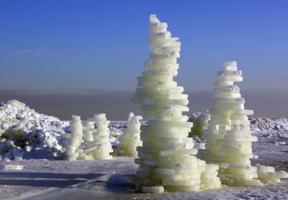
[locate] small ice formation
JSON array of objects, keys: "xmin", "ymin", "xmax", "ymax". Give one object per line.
[
  {"xmin": 199, "ymin": 61, "xmax": 288, "ymax": 185},
  {"xmin": 131, "ymin": 14, "xmax": 220, "ymax": 192},
  {"xmin": 257, "ymin": 165, "xmax": 288, "ymax": 183},
  {"xmin": 117, "ymin": 112, "xmax": 143, "ymax": 156},
  {"xmin": 64, "ymin": 114, "xmax": 113, "ymax": 160}
]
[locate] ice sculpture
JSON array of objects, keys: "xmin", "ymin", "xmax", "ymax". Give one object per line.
[
  {"xmin": 132, "ymin": 14, "xmax": 220, "ymax": 192},
  {"xmin": 64, "ymin": 114, "xmax": 113, "ymax": 160},
  {"xmin": 199, "ymin": 61, "xmax": 288, "ymax": 185},
  {"xmin": 117, "ymin": 112, "xmax": 143, "ymax": 156}
]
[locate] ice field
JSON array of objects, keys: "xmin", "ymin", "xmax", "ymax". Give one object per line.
[{"xmin": 0, "ymin": 100, "xmax": 288, "ymax": 199}]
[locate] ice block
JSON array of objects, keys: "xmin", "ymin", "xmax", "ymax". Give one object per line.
[{"xmin": 131, "ymin": 14, "xmax": 220, "ymax": 192}]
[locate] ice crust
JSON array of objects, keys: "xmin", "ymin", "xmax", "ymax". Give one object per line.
[{"xmin": 131, "ymin": 14, "xmax": 220, "ymax": 192}]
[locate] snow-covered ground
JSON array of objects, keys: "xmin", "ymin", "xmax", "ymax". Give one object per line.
[{"xmin": 0, "ymin": 100, "xmax": 288, "ymax": 199}]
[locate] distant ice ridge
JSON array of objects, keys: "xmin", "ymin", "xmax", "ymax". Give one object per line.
[
  {"xmin": 189, "ymin": 113, "xmax": 288, "ymax": 137},
  {"xmin": 250, "ymin": 117, "xmax": 288, "ymax": 135}
]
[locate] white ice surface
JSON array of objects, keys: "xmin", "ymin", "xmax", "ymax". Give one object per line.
[{"xmin": 0, "ymin": 101, "xmax": 288, "ymax": 199}]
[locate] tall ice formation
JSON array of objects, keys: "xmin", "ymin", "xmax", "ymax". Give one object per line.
[
  {"xmin": 132, "ymin": 14, "xmax": 220, "ymax": 192},
  {"xmin": 117, "ymin": 112, "xmax": 143, "ymax": 156},
  {"xmin": 199, "ymin": 61, "xmax": 288, "ymax": 185}
]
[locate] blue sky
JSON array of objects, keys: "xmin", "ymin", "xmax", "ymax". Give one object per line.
[{"xmin": 0, "ymin": 0, "xmax": 288, "ymax": 119}]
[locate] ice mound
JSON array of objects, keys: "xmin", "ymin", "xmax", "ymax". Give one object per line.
[
  {"xmin": 117, "ymin": 112, "xmax": 143, "ymax": 156},
  {"xmin": 0, "ymin": 100, "xmax": 69, "ymax": 160},
  {"xmin": 132, "ymin": 14, "xmax": 220, "ymax": 192}
]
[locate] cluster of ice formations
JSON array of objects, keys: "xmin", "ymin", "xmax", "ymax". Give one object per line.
[
  {"xmin": 0, "ymin": 99, "xmax": 69, "ymax": 160},
  {"xmin": 131, "ymin": 15, "xmax": 220, "ymax": 192},
  {"xmin": 199, "ymin": 61, "xmax": 288, "ymax": 185},
  {"xmin": 117, "ymin": 112, "xmax": 143, "ymax": 156},
  {"xmin": 64, "ymin": 114, "xmax": 113, "ymax": 160}
]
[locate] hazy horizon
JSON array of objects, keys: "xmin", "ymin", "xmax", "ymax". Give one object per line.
[
  {"xmin": 1, "ymin": 89, "xmax": 287, "ymax": 120},
  {"xmin": 0, "ymin": 1, "xmax": 287, "ymax": 120}
]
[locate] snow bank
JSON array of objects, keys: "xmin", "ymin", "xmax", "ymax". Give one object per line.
[{"xmin": 0, "ymin": 100, "xmax": 69, "ymax": 160}]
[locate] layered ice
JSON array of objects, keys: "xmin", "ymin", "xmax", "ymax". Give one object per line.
[
  {"xmin": 64, "ymin": 115, "xmax": 83, "ymax": 161},
  {"xmin": 132, "ymin": 14, "xmax": 220, "ymax": 192},
  {"xmin": 199, "ymin": 61, "xmax": 288, "ymax": 185}
]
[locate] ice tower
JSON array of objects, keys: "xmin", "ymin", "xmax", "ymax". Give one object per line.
[
  {"xmin": 199, "ymin": 61, "xmax": 264, "ymax": 186},
  {"xmin": 132, "ymin": 15, "xmax": 220, "ymax": 192}
]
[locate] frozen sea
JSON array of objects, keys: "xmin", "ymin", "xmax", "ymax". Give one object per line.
[{"xmin": 0, "ymin": 100, "xmax": 288, "ymax": 199}]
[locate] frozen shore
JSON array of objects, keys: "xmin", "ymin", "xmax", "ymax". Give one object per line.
[
  {"xmin": 0, "ymin": 100, "xmax": 288, "ymax": 199},
  {"xmin": 0, "ymin": 135, "xmax": 287, "ymax": 200}
]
